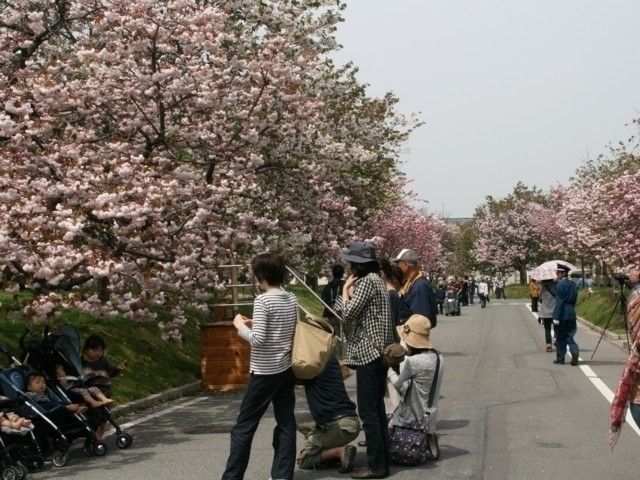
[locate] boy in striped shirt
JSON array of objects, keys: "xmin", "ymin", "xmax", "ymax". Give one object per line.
[{"xmin": 222, "ymin": 252, "xmax": 298, "ymax": 480}]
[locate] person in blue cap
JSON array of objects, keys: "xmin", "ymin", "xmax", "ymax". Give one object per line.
[{"xmin": 553, "ymin": 263, "xmax": 580, "ymax": 365}]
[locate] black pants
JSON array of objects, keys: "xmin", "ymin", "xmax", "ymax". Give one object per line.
[
  {"xmin": 531, "ymin": 296, "xmax": 539, "ymax": 312},
  {"xmin": 356, "ymin": 357, "xmax": 390, "ymax": 473},
  {"xmin": 222, "ymin": 369, "xmax": 296, "ymax": 480},
  {"xmin": 541, "ymin": 318, "xmax": 555, "ymax": 345},
  {"xmin": 479, "ymin": 294, "xmax": 487, "ymax": 308},
  {"xmin": 437, "ymin": 301, "xmax": 444, "ymax": 314}
]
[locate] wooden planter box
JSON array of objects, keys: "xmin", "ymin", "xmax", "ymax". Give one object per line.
[{"xmin": 200, "ymin": 321, "xmax": 250, "ymax": 391}]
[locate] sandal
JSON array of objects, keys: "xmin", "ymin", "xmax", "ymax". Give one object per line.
[{"xmin": 339, "ymin": 445, "xmax": 357, "ymax": 473}]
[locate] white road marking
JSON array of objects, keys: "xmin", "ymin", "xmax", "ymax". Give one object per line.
[
  {"xmin": 105, "ymin": 396, "xmax": 209, "ymax": 437},
  {"xmin": 524, "ymin": 304, "xmax": 640, "ymax": 437}
]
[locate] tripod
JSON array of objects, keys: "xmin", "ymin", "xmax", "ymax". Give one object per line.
[{"xmin": 591, "ymin": 279, "xmax": 631, "ymax": 359}]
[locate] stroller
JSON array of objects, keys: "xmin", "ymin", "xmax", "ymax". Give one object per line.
[
  {"xmin": 0, "ymin": 363, "xmax": 71, "ymax": 474},
  {"xmin": 0, "ymin": 393, "xmax": 36, "ymax": 480},
  {"xmin": 19, "ymin": 326, "xmax": 132, "ymax": 457},
  {"xmin": 444, "ymin": 294, "xmax": 460, "ymax": 316}
]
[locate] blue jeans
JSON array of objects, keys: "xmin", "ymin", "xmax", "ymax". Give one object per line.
[
  {"xmin": 556, "ymin": 328, "xmax": 579, "ymax": 362},
  {"xmin": 356, "ymin": 357, "xmax": 390, "ymax": 473},
  {"xmin": 630, "ymin": 403, "xmax": 640, "ymax": 429},
  {"xmin": 222, "ymin": 369, "xmax": 296, "ymax": 480}
]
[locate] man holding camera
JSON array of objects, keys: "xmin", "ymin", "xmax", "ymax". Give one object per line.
[{"xmin": 553, "ymin": 264, "xmax": 580, "ymax": 365}]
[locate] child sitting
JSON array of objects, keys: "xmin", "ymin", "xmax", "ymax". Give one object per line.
[
  {"xmin": 81, "ymin": 335, "xmax": 125, "ymax": 398},
  {"xmin": 56, "ymin": 363, "xmax": 114, "ymax": 408},
  {"xmin": 24, "ymin": 372, "xmax": 87, "ymax": 414}
]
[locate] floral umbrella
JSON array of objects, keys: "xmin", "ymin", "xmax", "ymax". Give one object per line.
[{"xmin": 531, "ymin": 260, "xmax": 579, "ymax": 281}]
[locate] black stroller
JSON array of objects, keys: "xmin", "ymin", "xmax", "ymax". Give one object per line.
[
  {"xmin": 0, "ymin": 393, "xmax": 35, "ymax": 480},
  {"xmin": 0, "ymin": 363, "xmax": 71, "ymax": 475},
  {"xmin": 19, "ymin": 326, "xmax": 132, "ymax": 457}
]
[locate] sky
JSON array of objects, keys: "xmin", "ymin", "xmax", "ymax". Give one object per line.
[{"xmin": 333, "ymin": 0, "xmax": 640, "ymax": 217}]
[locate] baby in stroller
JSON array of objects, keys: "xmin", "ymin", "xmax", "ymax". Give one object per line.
[
  {"xmin": 56, "ymin": 364, "xmax": 114, "ymax": 408},
  {"xmin": 24, "ymin": 372, "xmax": 86, "ymax": 414},
  {"xmin": 0, "ymin": 397, "xmax": 33, "ymax": 435}
]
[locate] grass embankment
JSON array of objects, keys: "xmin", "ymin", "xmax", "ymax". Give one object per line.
[
  {"xmin": 576, "ymin": 287, "xmax": 626, "ymax": 334},
  {"xmin": 0, "ymin": 291, "xmax": 201, "ymax": 404}
]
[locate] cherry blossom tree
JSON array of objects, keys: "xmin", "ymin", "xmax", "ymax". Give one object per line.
[
  {"xmin": 472, "ymin": 183, "xmax": 557, "ymax": 284},
  {"xmin": 0, "ymin": 0, "xmax": 417, "ymax": 339},
  {"xmin": 554, "ymin": 170, "xmax": 640, "ymax": 269}
]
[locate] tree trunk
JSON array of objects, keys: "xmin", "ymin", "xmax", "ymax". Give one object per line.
[{"xmin": 519, "ymin": 266, "xmax": 527, "ymax": 285}]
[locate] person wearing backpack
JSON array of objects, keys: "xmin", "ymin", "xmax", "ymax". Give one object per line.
[{"xmin": 392, "ymin": 249, "xmax": 438, "ymax": 327}]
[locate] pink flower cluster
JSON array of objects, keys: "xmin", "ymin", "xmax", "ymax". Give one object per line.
[{"xmin": 364, "ymin": 201, "xmax": 450, "ymax": 272}]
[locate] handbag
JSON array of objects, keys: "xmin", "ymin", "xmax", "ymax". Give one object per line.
[
  {"xmin": 389, "ymin": 418, "xmax": 429, "ymax": 465},
  {"xmin": 389, "ymin": 350, "xmax": 441, "ymax": 465},
  {"xmin": 291, "ymin": 314, "xmax": 337, "ymax": 380}
]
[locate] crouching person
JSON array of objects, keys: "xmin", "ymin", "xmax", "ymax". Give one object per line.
[{"xmin": 297, "ymin": 356, "xmax": 360, "ymax": 473}]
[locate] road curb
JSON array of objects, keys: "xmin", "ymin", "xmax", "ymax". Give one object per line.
[{"xmin": 111, "ymin": 381, "xmax": 201, "ymax": 418}]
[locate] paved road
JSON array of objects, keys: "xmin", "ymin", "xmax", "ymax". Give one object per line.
[{"xmin": 32, "ymin": 301, "xmax": 639, "ymax": 480}]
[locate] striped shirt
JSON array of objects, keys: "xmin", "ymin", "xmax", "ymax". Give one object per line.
[
  {"xmin": 334, "ymin": 273, "xmax": 395, "ymax": 366},
  {"xmin": 238, "ymin": 289, "xmax": 298, "ymax": 375}
]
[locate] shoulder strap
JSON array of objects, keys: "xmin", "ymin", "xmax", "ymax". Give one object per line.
[{"xmin": 426, "ymin": 349, "xmax": 441, "ymax": 408}]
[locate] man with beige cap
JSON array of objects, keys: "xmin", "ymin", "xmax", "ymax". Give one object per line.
[{"xmin": 392, "ymin": 249, "xmax": 438, "ymax": 327}]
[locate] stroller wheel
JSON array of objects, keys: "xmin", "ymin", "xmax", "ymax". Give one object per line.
[
  {"xmin": 52, "ymin": 449, "xmax": 69, "ymax": 468},
  {"xmin": 116, "ymin": 433, "xmax": 133, "ymax": 449},
  {"xmin": 24, "ymin": 455, "xmax": 44, "ymax": 473},
  {"xmin": 93, "ymin": 441, "xmax": 108, "ymax": 457},
  {"xmin": 12, "ymin": 463, "xmax": 26, "ymax": 480},
  {"xmin": 1, "ymin": 466, "xmax": 18, "ymax": 480}
]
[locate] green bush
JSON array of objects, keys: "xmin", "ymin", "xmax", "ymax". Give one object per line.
[{"xmin": 504, "ymin": 284, "xmax": 529, "ymax": 299}]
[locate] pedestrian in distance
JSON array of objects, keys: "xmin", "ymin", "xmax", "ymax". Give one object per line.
[
  {"xmin": 334, "ymin": 242, "xmax": 395, "ymax": 479},
  {"xmin": 296, "ymin": 356, "xmax": 361, "ymax": 473},
  {"xmin": 468, "ymin": 276, "xmax": 477, "ymax": 305},
  {"xmin": 552, "ymin": 264, "xmax": 579, "ymax": 366},
  {"xmin": 609, "ymin": 269, "xmax": 640, "ymax": 449},
  {"xmin": 477, "ymin": 279, "xmax": 489, "ymax": 308},
  {"xmin": 538, "ymin": 279, "xmax": 556, "ymax": 352},
  {"xmin": 435, "ymin": 283, "xmax": 446, "ymax": 315},
  {"xmin": 459, "ymin": 276, "xmax": 469, "ymax": 307},
  {"xmin": 222, "ymin": 252, "xmax": 298, "ymax": 480},
  {"xmin": 529, "ymin": 278, "xmax": 541, "ymax": 313},
  {"xmin": 393, "ymin": 249, "xmax": 438, "ymax": 327}
]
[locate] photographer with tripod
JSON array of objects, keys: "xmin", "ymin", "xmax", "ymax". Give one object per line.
[{"xmin": 609, "ymin": 269, "xmax": 640, "ymax": 449}]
